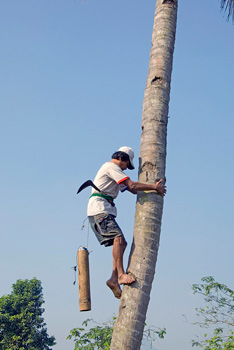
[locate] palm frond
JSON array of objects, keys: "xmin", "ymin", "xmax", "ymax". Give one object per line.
[{"xmin": 219, "ymin": 0, "xmax": 234, "ymax": 23}]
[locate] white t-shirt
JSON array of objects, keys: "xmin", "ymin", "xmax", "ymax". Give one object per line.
[{"xmin": 87, "ymin": 162, "xmax": 129, "ymax": 217}]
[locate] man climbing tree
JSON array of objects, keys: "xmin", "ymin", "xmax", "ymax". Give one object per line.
[
  {"xmin": 111, "ymin": 1, "xmax": 233, "ymax": 349},
  {"xmin": 110, "ymin": 2, "xmax": 177, "ymax": 348},
  {"xmin": 78, "ymin": 146, "xmax": 166, "ymax": 299},
  {"xmin": 77, "ymin": 1, "xmax": 233, "ymax": 349}
]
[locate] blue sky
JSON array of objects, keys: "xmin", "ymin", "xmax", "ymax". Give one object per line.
[{"xmin": 0, "ymin": 0, "xmax": 233, "ymax": 349}]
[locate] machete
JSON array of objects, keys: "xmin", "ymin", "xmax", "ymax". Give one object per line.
[{"xmin": 77, "ymin": 180, "xmax": 101, "ymax": 194}]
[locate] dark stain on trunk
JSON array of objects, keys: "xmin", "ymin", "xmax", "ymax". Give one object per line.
[
  {"xmin": 162, "ymin": 0, "xmax": 175, "ymax": 4},
  {"xmin": 151, "ymin": 76, "xmax": 161, "ymax": 85}
]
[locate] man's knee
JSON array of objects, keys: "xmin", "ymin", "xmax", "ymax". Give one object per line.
[{"xmin": 114, "ymin": 235, "xmax": 127, "ymax": 248}]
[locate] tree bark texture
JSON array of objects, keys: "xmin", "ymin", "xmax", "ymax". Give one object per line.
[{"xmin": 110, "ymin": 1, "xmax": 178, "ymax": 349}]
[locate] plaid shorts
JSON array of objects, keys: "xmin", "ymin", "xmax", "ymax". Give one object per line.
[{"xmin": 88, "ymin": 213, "xmax": 123, "ymax": 247}]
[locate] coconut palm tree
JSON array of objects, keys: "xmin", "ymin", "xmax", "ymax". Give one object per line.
[
  {"xmin": 110, "ymin": 1, "xmax": 233, "ymax": 349},
  {"xmin": 219, "ymin": 0, "xmax": 234, "ymax": 22},
  {"xmin": 110, "ymin": 1, "xmax": 178, "ymax": 348}
]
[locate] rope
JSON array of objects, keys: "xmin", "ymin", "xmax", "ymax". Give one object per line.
[
  {"xmin": 87, "ymin": 219, "xmax": 90, "ymax": 249},
  {"xmin": 72, "ymin": 217, "xmax": 90, "ymax": 285},
  {"xmin": 81, "ymin": 216, "xmax": 89, "ymax": 249}
]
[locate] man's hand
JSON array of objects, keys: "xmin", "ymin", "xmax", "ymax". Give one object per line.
[{"xmin": 155, "ymin": 179, "xmax": 167, "ymax": 196}]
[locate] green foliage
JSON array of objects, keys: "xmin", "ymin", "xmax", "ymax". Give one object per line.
[
  {"xmin": 191, "ymin": 276, "xmax": 234, "ymax": 350},
  {"xmin": 67, "ymin": 317, "xmax": 166, "ymax": 350},
  {"xmin": 0, "ymin": 278, "xmax": 56, "ymax": 350},
  {"xmin": 67, "ymin": 317, "xmax": 115, "ymax": 350}
]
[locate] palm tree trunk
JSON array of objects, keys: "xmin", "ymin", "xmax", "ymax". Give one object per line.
[{"xmin": 110, "ymin": 1, "xmax": 178, "ymax": 349}]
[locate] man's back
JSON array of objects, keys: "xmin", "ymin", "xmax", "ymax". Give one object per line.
[{"xmin": 87, "ymin": 161, "xmax": 129, "ymax": 217}]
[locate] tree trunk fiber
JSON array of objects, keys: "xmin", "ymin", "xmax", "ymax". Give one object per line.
[{"xmin": 110, "ymin": 1, "xmax": 178, "ymax": 349}]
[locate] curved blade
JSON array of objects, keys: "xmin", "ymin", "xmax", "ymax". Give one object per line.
[{"xmin": 77, "ymin": 180, "xmax": 101, "ymax": 194}]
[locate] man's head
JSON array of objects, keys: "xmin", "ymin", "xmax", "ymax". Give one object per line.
[{"xmin": 112, "ymin": 146, "xmax": 135, "ymax": 170}]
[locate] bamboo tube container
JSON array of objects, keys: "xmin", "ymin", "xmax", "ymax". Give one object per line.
[{"xmin": 77, "ymin": 247, "xmax": 91, "ymax": 311}]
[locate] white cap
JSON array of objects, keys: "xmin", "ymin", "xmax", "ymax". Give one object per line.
[{"xmin": 118, "ymin": 146, "xmax": 135, "ymax": 170}]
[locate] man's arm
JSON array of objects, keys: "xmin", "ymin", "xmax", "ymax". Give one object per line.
[{"xmin": 122, "ymin": 178, "xmax": 166, "ymax": 196}]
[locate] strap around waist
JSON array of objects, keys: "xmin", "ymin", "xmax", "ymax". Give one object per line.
[{"xmin": 90, "ymin": 193, "xmax": 114, "ymax": 202}]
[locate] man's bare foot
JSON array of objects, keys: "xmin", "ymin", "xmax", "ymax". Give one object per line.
[
  {"xmin": 106, "ymin": 280, "xmax": 122, "ymax": 299},
  {"xmin": 118, "ymin": 273, "xmax": 135, "ymax": 285}
]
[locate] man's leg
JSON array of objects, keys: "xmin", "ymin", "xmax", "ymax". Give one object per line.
[
  {"xmin": 111, "ymin": 235, "xmax": 135, "ymax": 285},
  {"xmin": 106, "ymin": 257, "xmax": 122, "ymax": 299},
  {"xmin": 106, "ymin": 235, "xmax": 135, "ymax": 298},
  {"xmin": 106, "ymin": 236, "xmax": 126, "ymax": 298}
]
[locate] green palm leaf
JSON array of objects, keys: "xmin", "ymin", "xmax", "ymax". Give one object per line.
[{"xmin": 219, "ymin": 0, "xmax": 234, "ymax": 22}]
